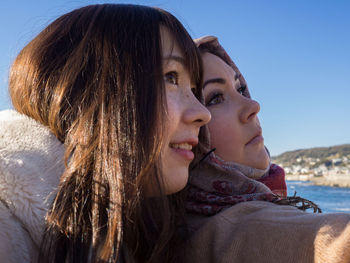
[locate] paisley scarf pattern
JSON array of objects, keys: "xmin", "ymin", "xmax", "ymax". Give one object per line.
[{"xmin": 186, "ymin": 153, "xmax": 287, "ymax": 216}]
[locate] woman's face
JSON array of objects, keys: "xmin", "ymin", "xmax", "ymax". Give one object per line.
[
  {"xmin": 202, "ymin": 52, "xmax": 269, "ymax": 169},
  {"xmin": 159, "ymin": 28, "xmax": 211, "ymax": 194}
]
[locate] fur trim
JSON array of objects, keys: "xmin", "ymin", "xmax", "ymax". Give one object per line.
[{"xmin": 0, "ymin": 110, "xmax": 64, "ymax": 255}]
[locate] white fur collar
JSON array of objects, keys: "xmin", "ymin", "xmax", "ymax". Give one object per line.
[{"xmin": 0, "ymin": 110, "xmax": 64, "ymax": 247}]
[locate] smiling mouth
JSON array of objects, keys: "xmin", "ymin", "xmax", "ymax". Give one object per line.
[
  {"xmin": 169, "ymin": 143, "xmax": 193, "ymax": 150},
  {"xmin": 169, "ymin": 142, "xmax": 196, "ymax": 161}
]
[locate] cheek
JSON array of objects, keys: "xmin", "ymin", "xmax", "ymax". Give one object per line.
[
  {"xmin": 208, "ymin": 113, "xmax": 238, "ymax": 146},
  {"xmin": 207, "ymin": 110, "xmax": 243, "ymax": 161},
  {"xmin": 207, "ymin": 116, "xmax": 226, "ymax": 145},
  {"xmin": 160, "ymin": 90, "xmax": 189, "ymax": 194},
  {"xmin": 165, "ymin": 91, "xmax": 180, "ymax": 132},
  {"xmin": 207, "ymin": 107, "xmax": 237, "ymax": 140}
]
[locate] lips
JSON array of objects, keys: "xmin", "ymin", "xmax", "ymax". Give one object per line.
[
  {"xmin": 246, "ymin": 128, "xmax": 263, "ymax": 146},
  {"xmin": 169, "ymin": 142, "xmax": 193, "ymax": 150},
  {"xmin": 169, "ymin": 138, "xmax": 198, "ymax": 160},
  {"xmin": 170, "ymin": 138, "xmax": 198, "ymax": 149}
]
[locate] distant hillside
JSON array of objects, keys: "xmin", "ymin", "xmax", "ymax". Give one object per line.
[{"xmin": 272, "ymin": 144, "xmax": 350, "ymax": 168}]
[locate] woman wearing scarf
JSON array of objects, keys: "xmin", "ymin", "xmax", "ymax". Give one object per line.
[{"xmin": 181, "ymin": 36, "xmax": 350, "ymax": 263}]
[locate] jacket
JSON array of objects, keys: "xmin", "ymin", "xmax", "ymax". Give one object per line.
[
  {"xmin": 184, "ymin": 200, "xmax": 350, "ymax": 263},
  {"xmin": 183, "ymin": 150, "xmax": 350, "ymax": 263}
]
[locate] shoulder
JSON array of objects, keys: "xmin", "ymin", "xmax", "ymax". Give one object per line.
[
  {"xmin": 0, "ymin": 110, "xmax": 64, "ymax": 247},
  {"xmin": 0, "ymin": 201, "xmax": 37, "ymax": 262},
  {"xmin": 185, "ymin": 201, "xmax": 350, "ymax": 263},
  {"xmin": 189, "ymin": 200, "xmax": 350, "ymax": 231},
  {"xmin": 0, "ymin": 109, "xmax": 62, "ymax": 154}
]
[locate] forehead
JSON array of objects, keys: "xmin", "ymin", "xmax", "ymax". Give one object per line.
[
  {"xmin": 202, "ymin": 52, "xmax": 237, "ymax": 80},
  {"xmin": 160, "ymin": 26, "xmax": 182, "ymax": 58}
]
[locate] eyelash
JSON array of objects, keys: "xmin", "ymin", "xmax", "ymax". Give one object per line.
[
  {"xmin": 206, "ymin": 85, "xmax": 249, "ymax": 106},
  {"xmin": 164, "ymin": 71, "xmax": 198, "ymax": 96},
  {"xmin": 164, "ymin": 71, "xmax": 179, "ymax": 85},
  {"xmin": 206, "ymin": 92, "xmax": 224, "ymax": 106},
  {"xmin": 237, "ymin": 85, "xmax": 248, "ymax": 97}
]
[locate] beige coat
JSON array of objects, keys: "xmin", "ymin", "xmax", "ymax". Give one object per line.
[{"xmin": 183, "ymin": 200, "xmax": 350, "ymax": 263}]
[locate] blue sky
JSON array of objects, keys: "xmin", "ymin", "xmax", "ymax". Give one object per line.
[{"xmin": 0, "ymin": 0, "xmax": 349, "ymax": 156}]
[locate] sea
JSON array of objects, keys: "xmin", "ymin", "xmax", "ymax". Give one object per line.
[{"xmin": 287, "ymin": 180, "xmax": 350, "ymax": 213}]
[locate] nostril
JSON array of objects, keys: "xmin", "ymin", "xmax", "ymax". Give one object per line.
[
  {"xmin": 188, "ymin": 96, "xmax": 211, "ymax": 125},
  {"xmin": 254, "ymin": 100, "xmax": 261, "ymax": 113},
  {"xmin": 247, "ymin": 111, "xmax": 258, "ymax": 121},
  {"xmin": 241, "ymin": 99, "xmax": 260, "ymax": 123},
  {"xmin": 195, "ymin": 105, "xmax": 211, "ymax": 125},
  {"xmin": 202, "ymin": 108, "xmax": 211, "ymax": 124}
]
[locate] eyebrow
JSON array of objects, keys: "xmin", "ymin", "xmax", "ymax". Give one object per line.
[
  {"xmin": 163, "ymin": 55, "xmax": 185, "ymax": 65},
  {"xmin": 203, "ymin": 78, "xmax": 226, "ymax": 89}
]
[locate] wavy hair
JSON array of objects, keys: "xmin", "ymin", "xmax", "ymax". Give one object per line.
[{"xmin": 9, "ymin": 4, "xmax": 202, "ymax": 262}]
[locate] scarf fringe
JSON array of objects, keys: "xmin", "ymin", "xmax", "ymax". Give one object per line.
[{"xmin": 273, "ymin": 191, "xmax": 322, "ymax": 213}]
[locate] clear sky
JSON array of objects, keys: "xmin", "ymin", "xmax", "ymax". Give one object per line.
[{"xmin": 0, "ymin": 0, "xmax": 349, "ymax": 156}]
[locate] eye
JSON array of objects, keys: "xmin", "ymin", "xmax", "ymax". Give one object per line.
[
  {"xmin": 164, "ymin": 71, "xmax": 178, "ymax": 85},
  {"xmin": 206, "ymin": 92, "xmax": 224, "ymax": 106},
  {"xmin": 237, "ymin": 85, "xmax": 248, "ymax": 97}
]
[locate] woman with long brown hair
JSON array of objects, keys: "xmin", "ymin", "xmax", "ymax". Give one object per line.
[{"xmin": 0, "ymin": 4, "xmax": 210, "ymax": 262}]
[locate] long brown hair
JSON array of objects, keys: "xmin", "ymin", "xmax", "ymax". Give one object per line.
[{"xmin": 9, "ymin": 4, "xmax": 202, "ymax": 262}]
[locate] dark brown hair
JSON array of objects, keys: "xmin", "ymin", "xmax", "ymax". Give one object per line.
[
  {"xmin": 197, "ymin": 40, "xmax": 251, "ymax": 99},
  {"xmin": 9, "ymin": 4, "xmax": 202, "ymax": 262}
]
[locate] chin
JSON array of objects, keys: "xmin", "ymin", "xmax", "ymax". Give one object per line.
[
  {"xmin": 164, "ymin": 171, "xmax": 189, "ymax": 195},
  {"xmin": 255, "ymin": 161, "xmax": 270, "ymax": 170},
  {"xmin": 255, "ymin": 155, "xmax": 270, "ymax": 170},
  {"xmin": 247, "ymin": 150, "xmax": 270, "ymax": 170}
]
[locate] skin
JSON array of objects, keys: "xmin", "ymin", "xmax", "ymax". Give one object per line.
[
  {"xmin": 202, "ymin": 52, "xmax": 269, "ymax": 170},
  {"xmin": 159, "ymin": 28, "xmax": 211, "ymax": 194}
]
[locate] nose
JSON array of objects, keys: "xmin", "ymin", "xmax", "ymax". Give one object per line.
[
  {"xmin": 184, "ymin": 97, "xmax": 211, "ymax": 127},
  {"xmin": 240, "ymin": 98, "xmax": 260, "ymax": 123}
]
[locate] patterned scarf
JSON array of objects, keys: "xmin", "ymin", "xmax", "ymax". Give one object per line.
[{"xmin": 186, "ymin": 152, "xmax": 287, "ymax": 216}]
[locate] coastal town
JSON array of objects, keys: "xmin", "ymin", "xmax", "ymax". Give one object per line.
[{"xmin": 272, "ymin": 144, "xmax": 350, "ymax": 187}]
